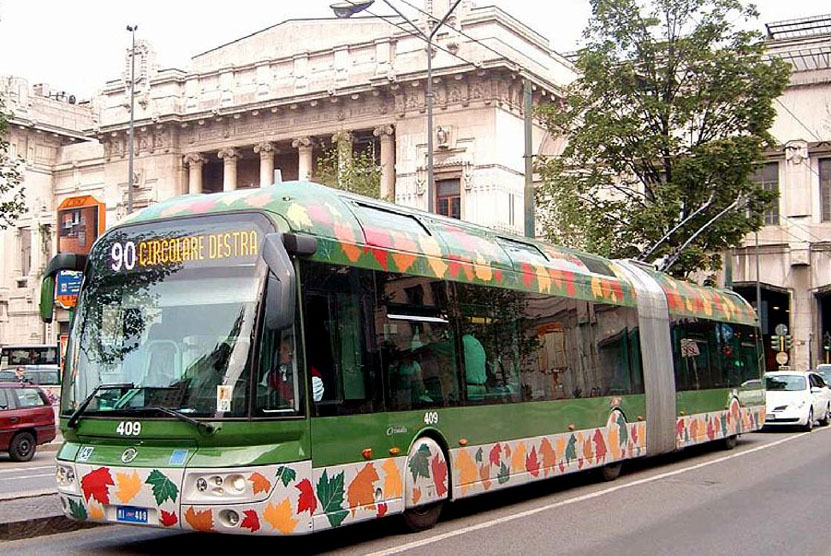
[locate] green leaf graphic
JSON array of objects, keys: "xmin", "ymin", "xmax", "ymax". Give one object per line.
[
  {"xmin": 475, "ymin": 447, "xmax": 483, "ymax": 464},
  {"xmin": 145, "ymin": 470, "xmax": 179, "ymax": 505},
  {"xmin": 617, "ymin": 413, "xmax": 629, "ymax": 446},
  {"xmin": 497, "ymin": 462, "xmax": 510, "ymax": 484},
  {"xmin": 67, "ymin": 498, "xmax": 87, "ymax": 521},
  {"xmin": 276, "ymin": 465, "xmax": 297, "ymax": 487},
  {"xmin": 408, "ymin": 444, "xmax": 432, "ymax": 481},
  {"xmin": 565, "ymin": 434, "xmax": 578, "ymax": 463},
  {"xmin": 316, "ymin": 470, "xmax": 348, "ymax": 527}
]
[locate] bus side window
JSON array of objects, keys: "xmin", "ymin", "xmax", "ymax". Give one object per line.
[{"xmin": 375, "ymin": 273, "xmax": 460, "ymax": 411}]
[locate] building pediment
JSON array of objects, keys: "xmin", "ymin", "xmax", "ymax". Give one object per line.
[{"xmin": 191, "ymin": 17, "xmax": 396, "ymax": 73}]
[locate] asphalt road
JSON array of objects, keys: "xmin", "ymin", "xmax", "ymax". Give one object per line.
[
  {"xmin": 0, "ymin": 452, "xmax": 56, "ymax": 497},
  {"xmin": 2, "ymin": 427, "xmax": 830, "ymax": 555}
]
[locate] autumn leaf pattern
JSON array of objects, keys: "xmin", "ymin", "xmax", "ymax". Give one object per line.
[
  {"xmin": 408, "ymin": 444, "xmax": 432, "ymax": 482},
  {"xmin": 381, "ymin": 459, "xmax": 402, "ymax": 499},
  {"xmin": 249, "ymin": 472, "xmax": 272, "ymax": 495},
  {"xmin": 317, "ymin": 470, "xmax": 349, "ymax": 527},
  {"xmin": 115, "ymin": 471, "xmax": 142, "ymax": 504},
  {"xmin": 67, "ymin": 498, "xmax": 87, "ymax": 521},
  {"xmin": 264, "ymin": 498, "xmax": 298, "ymax": 534},
  {"xmin": 81, "ymin": 468, "xmax": 114, "ymax": 505},
  {"xmin": 185, "ymin": 506, "xmax": 213, "ymax": 532},
  {"xmin": 145, "ymin": 470, "xmax": 179, "ymax": 506},
  {"xmin": 431, "ymin": 455, "xmax": 448, "ymax": 498},
  {"xmin": 275, "ymin": 466, "xmax": 297, "ymax": 487},
  {"xmin": 296, "ymin": 478, "xmax": 317, "ymax": 515},
  {"xmin": 346, "ymin": 463, "xmax": 379, "ymax": 515},
  {"xmin": 240, "ymin": 509, "xmax": 260, "ymax": 533},
  {"xmin": 160, "ymin": 510, "xmax": 178, "ymax": 528}
]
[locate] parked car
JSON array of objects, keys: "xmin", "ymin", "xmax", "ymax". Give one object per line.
[
  {"xmin": 764, "ymin": 371, "xmax": 831, "ymax": 431},
  {"xmin": 816, "ymin": 363, "xmax": 831, "ymax": 386},
  {"xmin": 0, "ymin": 383, "xmax": 56, "ymax": 461}
]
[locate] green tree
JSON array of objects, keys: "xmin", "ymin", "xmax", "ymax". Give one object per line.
[
  {"xmin": 0, "ymin": 96, "xmax": 26, "ymax": 228},
  {"xmin": 536, "ymin": 0, "xmax": 790, "ymax": 278},
  {"xmin": 314, "ymin": 139, "xmax": 383, "ymax": 200}
]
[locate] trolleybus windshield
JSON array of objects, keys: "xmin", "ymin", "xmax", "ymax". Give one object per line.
[{"xmin": 61, "ymin": 213, "xmax": 273, "ymax": 420}]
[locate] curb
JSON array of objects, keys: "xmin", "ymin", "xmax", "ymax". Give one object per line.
[
  {"xmin": 0, "ymin": 514, "xmax": 102, "ymax": 542},
  {"xmin": 40, "ymin": 443, "xmax": 61, "ymax": 453}
]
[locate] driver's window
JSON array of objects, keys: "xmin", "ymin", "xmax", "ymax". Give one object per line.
[{"xmin": 256, "ymin": 322, "xmax": 303, "ymax": 416}]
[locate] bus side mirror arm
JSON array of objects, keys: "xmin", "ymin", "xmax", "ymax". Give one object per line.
[{"xmin": 262, "ymin": 234, "xmax": 296, "ymax": 331}]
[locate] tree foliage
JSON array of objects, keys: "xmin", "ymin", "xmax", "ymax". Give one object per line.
[
  {"xmin": 535, "ymin": 0, "xmax": 790, "ymax": 277},
  {"xmin": 314, "ymin": 140, "xmax": 383, "ymax": 200},
  {"xmin": 0, "ymin": 96, "xmax": 26, "ymax": 229}
]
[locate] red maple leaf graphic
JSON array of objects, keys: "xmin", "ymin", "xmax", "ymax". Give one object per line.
[
  {"xmin": 525, "ymin": 447, "xmax": 540, "ymax": 477},
  {"xmin": 593, "ymin": 429, "xmax": 608, "ymax": 462},
  {"xmin": 241, "ymin": 509, "xmax": 260, "ymax": 533},
  {"xmin": 376, "ymin": 502, "xmax": 388, "ymax": 518},
  {"xmin": 81, "ymin": 467, "xmax": 114, "ymax": 505},
  {"xmin": 520, "ymin": 263, "xmax": 535, "ymax": 288},
  {"xmin": 489, "ymin": 443, "xmax": 502, "ymax": 467},
  {"xmin": 296, "ymin": 478, "xmax": 317, "ymax": 515},
  {"xmin": 160, "ymin": 510, "xmax": 178, "ymax": 527},
  {"xmin": 677, "ymin": 419, "xmax": 685, "ymax": 439},
  {"xmin": 431, "ymin": 455, "xmax": 448, "ymax": 497}
]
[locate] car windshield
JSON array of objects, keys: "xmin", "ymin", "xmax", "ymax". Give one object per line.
[
  {"xmin": 765, "ymin": 375, "xmax": 807, "ymax": 391},
  {"xmin": 62, "ymin": 214, "xmax": 271, "ymax": 419}
]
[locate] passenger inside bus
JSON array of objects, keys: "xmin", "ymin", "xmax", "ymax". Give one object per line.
[{"xmin": 261, "ymin": 334, "xmax": 297, "ymax": 410}]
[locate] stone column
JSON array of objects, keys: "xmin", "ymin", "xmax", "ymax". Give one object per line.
[
  {"xmin": 183, "ymin": 153, "xmax": 206, "ymax": 194},
  {"xmin": 254, "ymin": 142, "xmax": 275, "ymax": 187},
  {"xmin": 292, "ymin": 137, "xmax": 313, "ymax": 181},
  {"xmin": 332, "ymin": 130, "xmax": 353, "ymax": 189},
  {"xmin": 217, "ymin": 148, "xmax": 240, "ymax": 192},
  {"xmin": 373, "ymin": 125, "xmax": 395, "ymax": 201}
]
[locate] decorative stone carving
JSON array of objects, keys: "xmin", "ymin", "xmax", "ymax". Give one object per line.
[
  {"xmin": 183, "ymin": 152, "xmax": 206, "ymax": 166},
  {"xmin": 785, "ymin": 140, "xmax": 808, "ymax": 165},
  {"xmin": 217, "ymin": 147, "xmax": 240, "ymax": 161},
  {"xmin": 253, "ymin": 141, "xmax": 275, "ymax": 155},
  {"xmin": 291, "ymin": 136, "xmax": 312, "ymax": 149}
]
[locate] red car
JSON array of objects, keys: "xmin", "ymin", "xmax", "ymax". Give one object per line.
[{"xmin": 0, "ymin": 383, "xmax": 56, "ymax": 461}]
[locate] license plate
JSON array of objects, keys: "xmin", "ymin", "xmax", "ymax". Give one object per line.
[{"xmin": 116, "ymin": 506, "xmax": 149, "ymax": 523}]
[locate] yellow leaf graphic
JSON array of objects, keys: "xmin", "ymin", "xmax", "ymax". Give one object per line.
[
  {"xmin": 382, "ymin": 458, "xmax": 402, "ymax": 499},
  {"xmin": 555, "ymin": 437, "xmax": 567, "ymax": 468},
  {"xmin": 608, "ymin": 425, "xmax": 620, "ymax": 460},
  {"xmin": 455, "ymin": 449, "xmax": 478, "ymax": 494},
  {"xmin": 474, "ymin": 255, "xmax": 492, "ymax": 282},
  {"xmin": 88, "ymin": 502, "xmax": 105, "ymax": 521},
  {"xmin": 510, "ymin": 442, "xmax": 527, "ymax": 473},
  {"xmin": 115, "ymin": 471, "xmax": 142, "ymax": 504},
  {"xmin": 263, "ymin": 498, "xmax": 298, "ymax": 534},
  {"xmin": 535, "ymin": 266, "xmax": 551, "ymax": 293},
  {"xmin": 286, "ymin": 203, "xmax": 313, "ymax": 229},
  {"xmin": 418, "ymin": 236, "xmax": 448, "ymax": 277}
]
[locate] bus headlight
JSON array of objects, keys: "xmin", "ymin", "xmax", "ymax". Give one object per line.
[
  {"xmin": 56, "ymin": 464, "xmax": 78, "ymax": 493},
  {"xmin": 186, "ymin": 471, "xmax": 270, "ymax": 503}
]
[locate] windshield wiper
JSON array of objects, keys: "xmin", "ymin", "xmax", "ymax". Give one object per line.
[
  {"xmin": 67, "ymin": 383, "xmax": 135, "ymax": 429},
  {"xmin": 119, "ymin": 406, "xmax": 216, "ymax": 435}
]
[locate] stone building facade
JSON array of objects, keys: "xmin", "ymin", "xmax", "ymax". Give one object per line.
[
  {"xmin": 729, "ymin": 15, "xmax": 831, "ymax": 371},
  {"xmin": 0, "ymin": 1, "xmax": 576, "ymax": 345}
]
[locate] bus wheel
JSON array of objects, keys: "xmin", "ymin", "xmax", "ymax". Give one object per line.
[
  {"xmin": 403, "ymin": 502, "xmax": 443, "ymax": 532},
  {"xmin": 722, "ymin": 435, "xmax": 738, "ymax": 450},
  {"xmin": 599, "ymin": 462, "xmax": 622, "ymax": 482}
]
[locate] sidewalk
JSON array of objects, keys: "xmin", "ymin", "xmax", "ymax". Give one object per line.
[{"xmin": 0, "ymin": 492, "xmax": 99, "ymax": 541}]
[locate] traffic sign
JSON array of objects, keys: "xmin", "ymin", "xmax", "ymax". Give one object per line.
[
  {"xmin": 55, "ymin": 270, "xmax": 83, "ymax": 309},
  {"xmin": 776, "ymin": 351, "xmax": 789, "ymax": 366}
]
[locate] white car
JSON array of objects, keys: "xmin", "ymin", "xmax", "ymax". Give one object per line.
[{"xmin": 764, "ymin": 371, "xmax": 831, "ymax": 431}]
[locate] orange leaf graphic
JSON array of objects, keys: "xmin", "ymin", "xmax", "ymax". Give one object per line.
[
  {"xmin": 185, "ymin": 506, "xmax": 213, "ymax": 532},
  {"xmin": 115, "ymin": 471, "xmax": 142, "ymax": 504},
  {"xmin": 263, "ymin": 498, "xmax": 298, "ymax": 534},
  {"xmin": 582, "ymin": 435, "xmax": 594, "ymax": 464},
  {"xmin": 347, "ymin": 463, "xmax": 379, "ymax": 516},
  {"xmin": 412, "ymin": 487, "xmax": 421, "ymax": 504},
  {"xmin": 381, "ymin": 459, "xmax": 402, "ymax": 499},
  {"xmin": 455, "ymin": 449, "xmax": 478, "ymax": 495},
  {"xmin": 248, "ymin": 472, "xmax": 272, "ymax": 495},
  {"xmin": 540, "ymin": 438, "xmax": 557, "ymax": 476},
  {"xmin": 88, "ymin": 502, "xmax": 105, "ymax": 521},
  {"xmin": 510, "ymin": 442, "xmax": 527, "ymax": 473},
  {"xmin": 479, "ymin": 464, "xmax": 491, "ymax": 491}
]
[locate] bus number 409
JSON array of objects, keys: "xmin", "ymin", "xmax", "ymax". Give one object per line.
[{"xmin": 116, "ymin": 421, "xmax": 142, "ymax": 436}]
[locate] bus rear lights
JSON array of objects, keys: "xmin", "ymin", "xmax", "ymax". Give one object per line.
[
  {"xmin": 362, "ymin": 448, "xmax": 373, "ymax": 459},
  {"xmin": 458, "ymin": 438, "xmax": 468, "ymax": 446},
  {"xmin": 218, "ymin": 509, "xmax": 240, "ymax": 528},
  {"xmin": 388, "ymin": 447, "xmax": 400, "ymax": 456},
  {"xmin": 195, "ymin": 474, "xmax": 247, "ymax": 497},
  {"xmin": 196, "ymin": 478, "xmax": 208, "ymax": 492},
  {"xmin": 56, "ymin": 465, "xmax": 78, "ymax": 491}
]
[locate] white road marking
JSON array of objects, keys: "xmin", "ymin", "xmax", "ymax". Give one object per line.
[
  {"xmin": 0, "ymin": 465, "xmax": 55, "ymax": 474},
  {"xmin": 0, "ymin": 472, "xmax": 54, "ymax": 481},
  {"xmin": 364, "ymin": 431, "xmax": 819, "ymax": 556}
]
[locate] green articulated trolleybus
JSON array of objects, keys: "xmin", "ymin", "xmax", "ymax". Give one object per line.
[{"xmin": 39, "ymin": 181, "xmax": 765, "ymax": 536}]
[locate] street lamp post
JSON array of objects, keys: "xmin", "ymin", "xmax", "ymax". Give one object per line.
[
  {"xmin": 126, "ymin": 24, "xmax": 138, "ymax": 214},
  {"xmin": 331, "ymin": 0, "xmax": 461, "ymax": 213}
]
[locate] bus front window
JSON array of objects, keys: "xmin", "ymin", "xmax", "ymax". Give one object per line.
[{"xmin": 62, "ymin": 214, "xmax": 274, "ymax": 420}]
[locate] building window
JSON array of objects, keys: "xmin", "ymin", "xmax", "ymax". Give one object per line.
[
  {"xmin": 822, "ymin": 158, "xmax": 831, "ymax": 223},
  {"xmin": 19, "ymin": 227, "xmax": 31, "ymax": 277},
  {"xmin": 436, "ymin": 178, "xmax": 461, "ymax": 219},
  {"xmin": 752, "ymin": 162, "xmax": 779, "ymax": 225}
]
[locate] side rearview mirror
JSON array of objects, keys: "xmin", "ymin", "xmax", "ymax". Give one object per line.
[
  {"xmin": 39, "ymin": 253, "xmax": 88, "ymax": 324},
  {"xmin": 261, "ymin": 234, "xmax": 296, "ymax": 331}
]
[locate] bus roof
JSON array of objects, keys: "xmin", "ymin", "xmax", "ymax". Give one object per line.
[{"xmin": 119, "ymin": 181, "xmax": 756, "ymax": 325}]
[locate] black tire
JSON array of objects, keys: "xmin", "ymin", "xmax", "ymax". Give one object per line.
[
  {"xmin": 600, "ymin": 462, "xmax": 622, "ymax": 482},
  {"xmin": 722, "ymin": 435, "xmax": 738, "ymax": 450},
  {"xmin": 820, "ymin": 406, "xmax": 830, "ymax": 427},
  {"xmin": 402, "ymin": 502, "xmax": 443, "ymax": 532},
  {"xmin": 9, "ymin": 432, "xmax": 36, "ymax": 462},
  {"xmin": 803, "ymin": 410, "xmax": 814, "ymax": 432}
]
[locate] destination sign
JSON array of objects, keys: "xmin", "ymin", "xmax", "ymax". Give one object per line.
[{"xmin": 108, "ymin": 229, "xmax": 260, "ymax": 272}]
